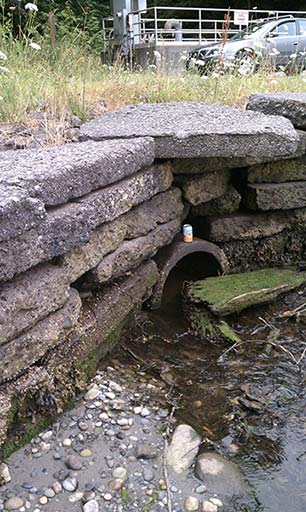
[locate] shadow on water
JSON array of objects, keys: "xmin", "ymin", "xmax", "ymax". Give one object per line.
[{"xmin": 108, "ymin": 256, "xmax": 306, "ymax": 512}]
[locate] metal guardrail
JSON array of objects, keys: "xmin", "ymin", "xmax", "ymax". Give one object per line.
[{"xmin": 102, "ymin": 6, "xmax": 306, "ymax": 52}]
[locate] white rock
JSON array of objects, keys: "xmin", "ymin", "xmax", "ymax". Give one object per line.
[
  {"xmin": 203, "ymin": 501, "xmax": 218, "ymax": 512},
  {"xmin": 40, "ymin": 430, "xmax": 53, "ymax": 441},
  {"xmin": 112, "ymin": 467, "xmax": 127, "ymax": 481},
  {"xmin": 140, "ymin": 407, "xmax": 150, "ymax": 417},
  {"xmin": 62, "ymin": 438, "xmax": 72, "ymax": 447},
  {"xmin": 210, "ymin": 498, "xmax": 223, "ymax": 507},
  {"xmin": 83, "ymin": 499, "xmax": 99, "ymax": 512},
  {"xmin": 0, "ymin": 462, "xmax": 11, "ymax": 485},
  {"xmin": 4, "ymin": 497, "xmax": 25, "ymax": 510},
  {"xmin": 166, "ymin": 424, "xmax": 201, "ymax": 475},
  {"xmin": 68, "ymin": 491, "xmax": 84, "ymax": 503},
  {"xmin": 84, "ymin": 387, "xmax": 101, "ymax": 401},
  {"xmin": 184, "ymin": 496, "xmax": 199, "ymax": 511},
  {"xmin": 105, "ymin": 391, "xmax": 116, "ymax": 400}
]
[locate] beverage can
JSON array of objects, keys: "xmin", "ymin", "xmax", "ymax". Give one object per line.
[{"xmin": 183, "ymin": 224, "xmax": 193, "ymax": 243}]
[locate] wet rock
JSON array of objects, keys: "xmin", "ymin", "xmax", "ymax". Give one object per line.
[
  {"xmin": 109, "ymin": 479, "xmax": 124, "ymax": 491},
  {"xmin": 3, "ymin": 497, "xmax": 24, "ymax": 510},
  {"xmin": 83, "ymin": 499, "xmax": 99, "ymax": 512},
  {"xmin": 143, "ymin": 467, "xmax": 154, "ymax": 482},
  {"xmin": 184, "ymin": 496, "xmax": 199, "ymax": 511},
  {"xmin": 166, "ymin": 424, "xmax": 201, "ymax": 474},
  {"xmin": 44, "ymin": 488, "xmax": 55, "ymax": 498},
  {"xmin": 135, "ymin": 444, "xmax": 158, "ymax": 460},
  {"xmin": 0, "ymin": 462, "xmax": 11, "ymax": 485},
  {"xmin": 195, "ymin": 452, "xmax": 248, "ymax": 497},
  {"xmin": 52, "ymin": 481, "xmax": 62, "ymax": 494},
  {"xmin": 65, "ymin": 455, "xmax": 82, "ymax": 471},
  {"xmin": 62, "ymin": 477, "xmax": 78, "ymax": 492}
]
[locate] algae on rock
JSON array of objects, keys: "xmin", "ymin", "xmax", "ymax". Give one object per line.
[{"xmin": 187, "ymin": 268, "xmax": 306, "ymax": 316}]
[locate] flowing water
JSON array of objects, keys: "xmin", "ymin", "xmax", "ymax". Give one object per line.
[{"xmin": 109, "ymin": 262, "xmax": 306, "ymax": 511}]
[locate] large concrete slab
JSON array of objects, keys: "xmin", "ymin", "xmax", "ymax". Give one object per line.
[
  {"xmin": 80, "ymin": 102, "xmax": 301, "ymax": 161},
  {"xmin": 0, "ymin": 138, "xmax": 155, "ymax": 207},
  {"xmin": 248, "ymin": 157, "xmax": 306, "ymax": 184},
  {"xmin": 60, "ymin": 188, "xmax": 184, "ymax": 282},
  {"xmin": 205, "ymin": 209, "xmax": 305, "ymax": 242},
  {"xmin": 89, "ymin": 219, "xmax": 181, "ymax": 284},
  {"xmin": 247, "ymin": 93, "xmax": 306, "ymax": 130},
  {"xmin": 245, "ymin": 182, "xmax": 306, "ymax": 211},
  {"xmin": 0, "ymin": 185, "xmax": 45, "ymax": 243},
  {"xmin": 0, "ymin": 264, "xmax": 70, "ymax": 346},
  {"xmin": 0, "ymin": 164, "xmax": 173, "ymax": 282},
  {"xmin": 0, "ymin": 289, "xmax": 81, "ymax": 383}
]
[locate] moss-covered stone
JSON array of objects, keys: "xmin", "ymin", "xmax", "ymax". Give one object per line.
[{"xmin": 187, "ymin": 268, "xmax": 306, "ymax": 316}]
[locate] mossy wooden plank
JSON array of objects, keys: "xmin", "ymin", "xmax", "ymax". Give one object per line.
[{"xmin": 187, "ymin": 268, "xmax": 306, "ymax": 316}]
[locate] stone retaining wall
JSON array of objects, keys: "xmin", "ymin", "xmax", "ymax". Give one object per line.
[{"xmin": 0, "ymin": 96, "xmax": 305, "ymax": 451}]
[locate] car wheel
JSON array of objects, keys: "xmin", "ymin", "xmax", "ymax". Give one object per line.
[{"xmin": 235, "ymin": 50, "xmax": 257, "ymax": 76}]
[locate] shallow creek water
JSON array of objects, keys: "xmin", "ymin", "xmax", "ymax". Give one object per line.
[{"xmin": 109, "ymin": 263, "xmax": 306, "ymax": 512}]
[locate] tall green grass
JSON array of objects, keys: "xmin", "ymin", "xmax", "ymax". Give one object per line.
[{"xmin": 1, "ymin": 28, "xmax": 306, "ymax": 143}]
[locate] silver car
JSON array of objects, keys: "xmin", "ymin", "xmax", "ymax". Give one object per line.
[{"xmin": 186, "ymin": 16, "xmax": 306, "ymax": 75}]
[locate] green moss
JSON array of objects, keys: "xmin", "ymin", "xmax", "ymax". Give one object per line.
[
  {"xmin": 2, "ymin": 411, "xmax": 55, "ymax": 460},
  {"xmin": 217, "ymin": 321, "xmax": 242, "ymax": 344},
  {"xmin": 190, "ymin": 309, "xmax": 215, "ymax": 339},
  {"xmin": 188, "ymin": 268, "xmax": 306, "ymax": 316}
]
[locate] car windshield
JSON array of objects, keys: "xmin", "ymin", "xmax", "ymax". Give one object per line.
[{"xmin": 230, "ymin": 21, "xmax": 268, "ymax": 40}]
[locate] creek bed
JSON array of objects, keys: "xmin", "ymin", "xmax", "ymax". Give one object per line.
[{"xmin": 107, "ymin": 265, "xmax": 306, "ymax": 512}]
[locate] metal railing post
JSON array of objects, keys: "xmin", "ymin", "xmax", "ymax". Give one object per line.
[
  {"xmin": 199, "ymin": 9, "xmax": 202, "ymax": 44},
  {"xmin": 154, "ymin": 7, "xmax": 158, "ymax": 44}
]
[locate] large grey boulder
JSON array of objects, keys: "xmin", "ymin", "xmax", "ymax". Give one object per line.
[
  {"xmin": 80, "ymin": 102, "xmax": 301, "ymax": 161},
  {"xmin": 0, "ymin": 289, "xmax": 81, "ymax": 383},
  {"xmin": 248, "ymin": 156, "xmax": 306, "ymax": 184},
  {"xmin": 245, "ymin": 182, "xmax": 306, "ymax": 210},
  {"xmin": 192, "ymin": 186, "xmax": 241, "ymax": 216},
  {"xmin": 166, "ymin": 424, "xmax": 201, "ymax": 475},
  {"xmin": 0, "ymin": 185, "xmax": 45, "ymax": 243},
  {"xmin": 0, "ymin": 164, "xmax": 173, "ymax": 282},
  {"xmin": 0, "ymin": 138, "xmax": 155, "ymax": 207},
  {"xmin": 247, "ymin": 93, "xmax": 306, "ymax": 129},
  {"xmin": 0, "ymin": 264, "xmax": 70, "ymax": 345},
  {"xmin": 177, "ymin": 170, "xmax": 230, "ymax": 206},
  {"xmin": 195, "ymin": 452, "xmax": 248, "ymax": 497},
  {"xmin": 89, "ymin": 219, "xmax": 180, "ymax": 284},
  {"xmin": 206, "ymin": 209, "xmax": 305, "ymax": 242},
  {"xmin": 60, "ymin": 188, "xmax": 184, "ymax": 282}
]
